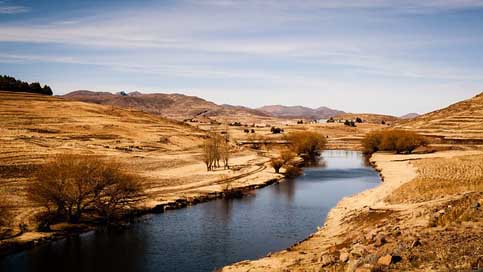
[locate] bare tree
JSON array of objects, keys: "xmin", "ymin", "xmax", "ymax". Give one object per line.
[
  {"xmin": 270, "ymin": 158, "xmax": 284, "ymax": 173},
  {"xmin": 202, "ymin": 131, "xmax": 231, "ymax": 171},
  {"xmin": 28, "ymin": 154, "xmax": 144, "ymax": 224}
]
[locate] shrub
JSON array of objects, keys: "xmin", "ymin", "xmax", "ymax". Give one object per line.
[
  {"xmin": 28, "ymin": 155, "xmax": 144, "ymax": 223},
  {"xmin": 362, "ymin": 129, "xmax": 427, "ymax": 154},
  {"xmin": 362, "ymin": 130, "xmax": 385, "ymax": 154},
  {"xmin": 344, "ymin": 120, "xmax": 356, "ymax": 127},
  {"xmin": 284, "ymin": 165, "xmax": 302, "ymax": 178},
  {"xmin": 280, "ymin": 150, "xmax": 296, "ymax": 164},
  {"xmin": 270, "ymin": 158, "xmax": 284, "ymax": 173},
  {"xmin": 271, "ymin": 127, "xmax": 283, "ymax": 134},
  {"xmin": 286, "ymin": 131, "xmax": 327, "ymax": 160}
]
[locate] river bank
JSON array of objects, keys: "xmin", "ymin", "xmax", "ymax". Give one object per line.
[
  {"xmin": 222, "ymin": 150, "xmax": 483, "ymax": 271},
  {"xmin": 0, "ymin": 155, "xmax": 284, "ymax": 257},
  {"xmin": 0, "ymin": 150, "xmax": 381, "ymax": 272}
]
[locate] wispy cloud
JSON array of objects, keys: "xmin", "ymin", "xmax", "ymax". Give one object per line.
[
  {"xmin": 0, "ymin": 1, "xmax": 30, "ymax": 14},
  {"xmin": 0, "ymin": 0, "xmax": 482, "ymax": 115}
]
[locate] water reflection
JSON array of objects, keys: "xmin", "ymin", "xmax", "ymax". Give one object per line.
[{"xmin": 0, "ymin": 150, "xmax": 381, "ymax": 272}]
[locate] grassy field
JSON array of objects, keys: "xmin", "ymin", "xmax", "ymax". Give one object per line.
[{"xmin": 387, "ymin": 154, "xmax": 483, "ymax": 203}]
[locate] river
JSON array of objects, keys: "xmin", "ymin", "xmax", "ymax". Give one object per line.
[{"xmin": 0, "ymin": 150, "xmax": 381, "ymax": 272}]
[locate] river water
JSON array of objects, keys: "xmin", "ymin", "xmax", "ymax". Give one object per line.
[{"xmin": 0, "ymin": 150, "xmax": 380, "ymax": 272}]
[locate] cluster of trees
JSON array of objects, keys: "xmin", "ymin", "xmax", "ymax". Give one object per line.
[
  {"xmin": 270, "ymin": 150, "xmax": 302, "ymax": 177},
  {"xmin": 202, "ymin": 132, "xmax": 231, "ymax": 171},
  {"xmin": 344, "ymin": 120, "xmax": 356, "ymax": 127},
  {"xmin": 28, "ymin": 155, "xmax": 144, "ymax": 224},
  {"xmin": 362, "ymin": 129, "xmax": 428, "ymax": 154},
  {"xmin": 0, "ymin": 75, "xmax": 53, "ymax": 95},
  {"xmin": 229, "ymin": 122, "xmax": 243, "ymax": 127},
  {"xmin": 270, "ymin": 131, "xmax": 327, "ymax": 176},
  {"xmin": 285, "ymin": 131, "xmax": 327, "ymax": 160}
]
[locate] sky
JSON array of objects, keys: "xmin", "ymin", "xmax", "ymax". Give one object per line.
[{"xmin": 0, "ymin": 0, "xmax": 483, "ymax": 116}]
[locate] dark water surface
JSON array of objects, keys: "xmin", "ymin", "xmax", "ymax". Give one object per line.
[{"xmin": 0, "ymin": 150, "xmax": 380, "ymax": 272}]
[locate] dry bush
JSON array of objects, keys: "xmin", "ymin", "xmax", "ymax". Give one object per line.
[
  {"xmin": 280, "ymin": 150, "xmax": 296, "ymax": 165},
  {"xmin": 286, "ymin": 131, "xmax": 327, "ymax": 160},
  {"xmin": 387, "ymin": 155, "xmax": 483, "ymax": 203},
  {"xmin": 361, "ymin": 130, "xmax": 385, "ymax": 154},
  {"xmin": 362, "ymin": 129, "xmax": 427, "ymax": 154},
  {"xmin": 270, "ymin": 158, "xmax": 284, "ymax": 173},
  {"xmin": 28, "ymin": 154, "xmax": 144, "ymax": 224},
  {"xmin": 284, "ymin": 165, "xmax": 303, "ymax": 178}
]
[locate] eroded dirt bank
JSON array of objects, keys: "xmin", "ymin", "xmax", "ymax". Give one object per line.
[{"xmin": 222, "ymin": 150, "xmax": 483, "ymax": 272}]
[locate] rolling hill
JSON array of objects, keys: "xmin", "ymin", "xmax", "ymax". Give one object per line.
[
  {"xmin": 0, "ymin": 91, "xmax": 204, "ymax": 166},
  {"xmin": 333, "ymin": 113, "xmax": 399, "ymax": 124},
  {"xmin": 397, "ymin": 92, "xmax": 483, "ymax": 143},
  {"xmin": 62, "ymin": 90, "xmax": 270, "ymax": 122}
]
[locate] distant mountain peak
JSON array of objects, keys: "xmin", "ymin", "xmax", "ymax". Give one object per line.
[
  {"xmin": 257, "ymin": 105, "xmax": 344, "ymax": 119},
  {"xmin": 400, "ymin": 113, "xmax": 420, "ymax": 119}
]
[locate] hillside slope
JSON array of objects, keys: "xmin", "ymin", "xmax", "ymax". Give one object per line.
[
  {"xmin": 0, "ymin": 91, "xmax": 280, "ymax": 233},
  {"xmin": 257, "ymin": 105, "xmax": 344, "ymax": 119},
  {"xmin": 397, "ymin": 92, "xmax": 483, "ymax": 142},
  {"xmin": 334, "ymin": 113, "xmax": 399, "ymax": 124},
  {"xmin": 0, "ymin": 91, "xmax": 203, "ymax": 164},
  {"xmin": 63, "ymin": 90, "xmax": 270, "ymax": 122}
]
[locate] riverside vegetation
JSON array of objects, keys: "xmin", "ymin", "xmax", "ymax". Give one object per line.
[{"xmin": 270, "ymin": 131, "xmax": 327, "ymax": 177}]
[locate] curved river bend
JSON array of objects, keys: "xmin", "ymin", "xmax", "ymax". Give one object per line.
[{"xmin": 0, "ymin": 150, "xmax": 380, "ymax": 272}]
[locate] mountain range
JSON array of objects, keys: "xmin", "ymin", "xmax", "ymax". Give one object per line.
[{"xmin": 62, "ymin": 90, "xmax": 411, "ymax": 122}]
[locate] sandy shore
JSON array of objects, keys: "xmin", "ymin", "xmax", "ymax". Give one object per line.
[{"xmin": 222, "ymin": 150, "xmax": 482, "ymax": 271}]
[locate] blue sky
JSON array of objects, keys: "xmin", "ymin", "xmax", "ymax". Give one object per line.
[{"xmin": 1, "ymin": 0, "xmax": 483, "ymax": 115}]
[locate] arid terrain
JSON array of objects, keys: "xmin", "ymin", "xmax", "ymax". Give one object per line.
[
  {"xmin": 397, "ymin": 93, "xmax": 483, "ymax": 144},
  {"xmin": 223, "ymin": 150, "xmax": 483, "ymax": 271},
  {"xmin": 63, "ymin": 90, "xmax": 276, "ymax": 123},
  {"xmin": 222, "ymin": 93, "xmax": 483, "ymax": 271},
  {"xmin": 1, "ymin": 90, "xmax": 482, "ymax": 271},
  {"xmin": 0, "ymin": 91, "xmax": 282, "ymax": 250}
]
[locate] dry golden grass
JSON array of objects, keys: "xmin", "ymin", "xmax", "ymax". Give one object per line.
[
  {"xmin": 397, "ymin": 92, "xmax": 483, "ymax": 142},
  {"xmin": 387, "ymin": 155, "xmax": 483, "ymax": 203}
]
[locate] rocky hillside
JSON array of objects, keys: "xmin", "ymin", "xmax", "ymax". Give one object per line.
[
  {"xmin": 257, "ymin": 105, "xmax": 344, "ymax": 119},
  {"xmin": 397, "ymin": 92, "xmax": 483, "ymax": 143},
  {"xmin": 63, "ymin": 90, "xmax": 270, "ymax": 122}
]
